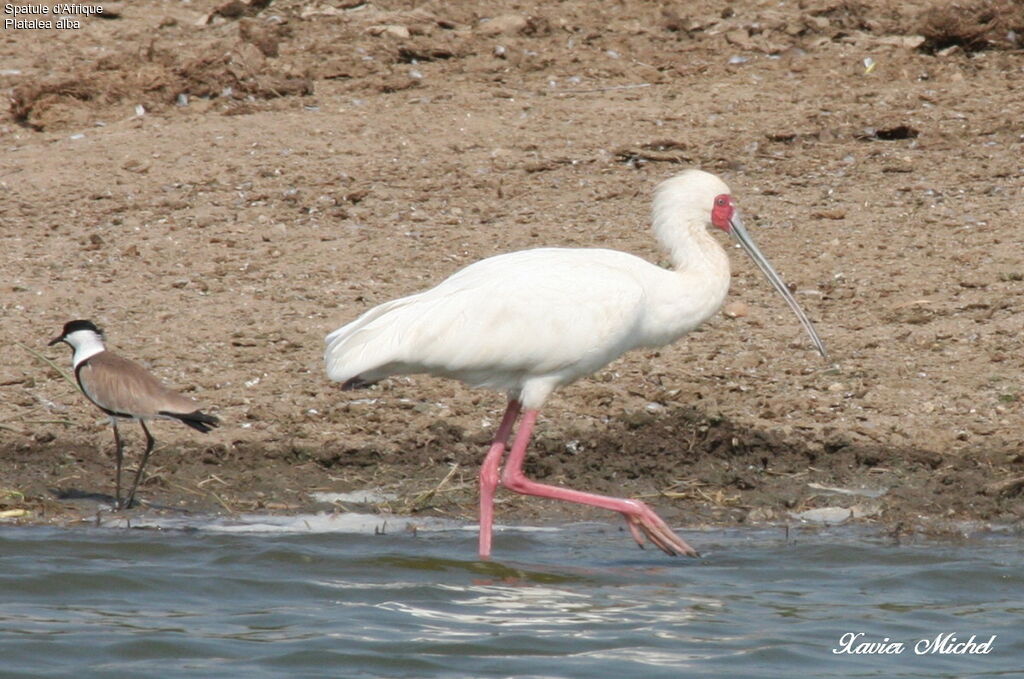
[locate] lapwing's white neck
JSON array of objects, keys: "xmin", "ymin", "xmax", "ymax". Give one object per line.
[{"xmin": 65, "ymin": 329, "xmax": 107, "ymax": 368}]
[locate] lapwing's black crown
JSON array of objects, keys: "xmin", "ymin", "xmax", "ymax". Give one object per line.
[{"xmin": 60, "ymin": 319, "xmax": 103, "ymax": 338}]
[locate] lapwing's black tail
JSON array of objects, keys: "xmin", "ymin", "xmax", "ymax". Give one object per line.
[{"xmin": 162, "ymin": 409, "xmax": 220, "ymax": 433}]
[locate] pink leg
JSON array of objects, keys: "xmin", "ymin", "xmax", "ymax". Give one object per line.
[
  {"xmin": 478, "ymin": 399, "xmax": 522, "ymax": 560},
  {"xmin": 500, "ymin": 410, "xmax": 699, "ymax": 557}
]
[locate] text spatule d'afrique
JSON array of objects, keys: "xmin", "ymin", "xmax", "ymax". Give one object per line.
[{"xmin": 4, "ymin": 3, "xmax": 103, "ymax": 28}]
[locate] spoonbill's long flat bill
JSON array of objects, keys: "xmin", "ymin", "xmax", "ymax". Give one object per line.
[{"xmin": 325, "ymin": 169, "xmax": 827, "ymax": 559}]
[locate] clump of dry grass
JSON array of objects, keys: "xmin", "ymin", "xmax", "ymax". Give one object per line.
[
  {"xmin": 9, "ymin": 32, "xmax": 311, "ymax": 131},
  {"xmin": 917, "ymin": 0, "xmax": 1024, "ymax": 52}
]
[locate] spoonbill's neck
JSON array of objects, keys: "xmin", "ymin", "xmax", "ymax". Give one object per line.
[
  {"xmin": 620, "ymin": 207, "xmax": 732, "ymax": 350},
  {"xmin": 653, "ymin": 207, "xmax": 731, "ymax": 283}
]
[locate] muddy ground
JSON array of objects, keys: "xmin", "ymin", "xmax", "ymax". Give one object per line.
[{"xmin": 1, "ymin": 0, "xmax": 1023, "ymax": 545}]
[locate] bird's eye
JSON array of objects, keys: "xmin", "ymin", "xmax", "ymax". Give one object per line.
[{"xmin": 715, "ymin": 197, "xmax": 726, "ymax": 206}]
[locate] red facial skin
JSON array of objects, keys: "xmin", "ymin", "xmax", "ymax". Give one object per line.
[{"xmin": 711, "ymin": 193, "xmax": 734, "ymax": 232}]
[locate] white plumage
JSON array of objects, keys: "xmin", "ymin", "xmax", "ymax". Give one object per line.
[
  {"xmin": 326, "ymin": 247, "xmax": 729, "ymax": 408},
  {"xmin": 325, "ymin": 169, "xmax": 826, "ymax": 559}
]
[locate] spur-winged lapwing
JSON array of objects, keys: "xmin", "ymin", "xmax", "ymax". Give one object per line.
[{"xmin": 49, "ymin": 319, "xmax": 219, "ymax": 509}]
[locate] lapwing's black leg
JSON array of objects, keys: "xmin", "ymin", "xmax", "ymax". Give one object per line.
[
  {"xmin": 124, "ymin": 421, "xmax": 156, "ymax": 510},
  {"xmin": 112, "ymin": 419, "xmax": 125, "ymax": 510}
]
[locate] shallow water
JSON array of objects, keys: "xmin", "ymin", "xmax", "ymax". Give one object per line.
[{"xmin": 0, "ymin": 517, "xmax": 1021, "ymax": 678}]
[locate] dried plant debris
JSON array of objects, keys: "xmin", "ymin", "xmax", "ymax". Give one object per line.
[
  {"xmin": 10, "ymin": 79, "xmax": 98, "ymax": 127},
  {"xmin": 917, "ymin": 0, "xmax": 1024, "ymax": 52},
  {"xmin": 200, "ymin": 0, "xmax": 274, "ymax": 24},
  {"xmin": 9, "ymin": 35, "xmax": 311, "ymax": 130},
  {"xmin": 854, "ymin": 125, "xmax": 920, "ymax": 141},
  {"xmin": 808, "ymin": 0, "xmax": 877, "ymax": 33}
]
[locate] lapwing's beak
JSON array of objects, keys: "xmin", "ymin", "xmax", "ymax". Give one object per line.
[{"xmin": 48, "ymin": 335, "xmax": 64, "ymax": 346}]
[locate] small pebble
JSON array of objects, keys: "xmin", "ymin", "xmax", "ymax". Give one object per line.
[{"xmin": 723, "ymin": 301, "xmax": 749, "ymax": 318}]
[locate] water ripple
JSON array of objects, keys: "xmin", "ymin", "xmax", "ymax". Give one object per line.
[{"xmin": 0, "ymin": 524, "xmax": 1021, "ymax": 678}]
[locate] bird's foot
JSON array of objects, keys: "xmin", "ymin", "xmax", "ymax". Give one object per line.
[
  {"xmin": 113, "ymin": 497, "xmax": 135, "ymax": 511},
  {"xmin": 621, "ymin": 503, "xmax": 700, "ymax": 558}
]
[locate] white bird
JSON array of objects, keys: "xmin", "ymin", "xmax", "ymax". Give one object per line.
[
  {"xmin": 50, "ymin": 320, "xmax": 220, "ymax": 509},
  {"xmin": 325, "ymin": 169, "xmax": 826, "ymax": 559}
]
